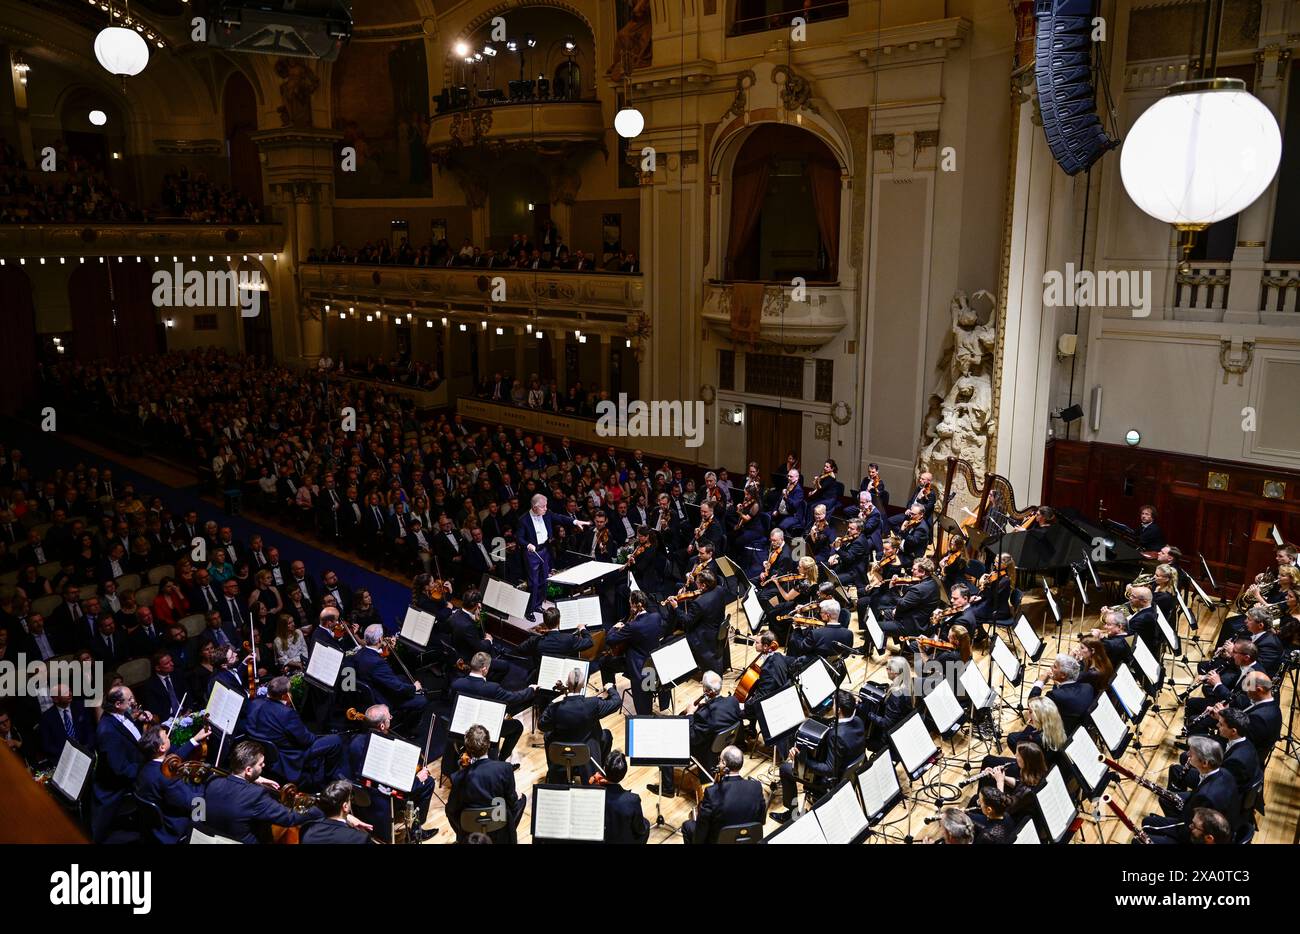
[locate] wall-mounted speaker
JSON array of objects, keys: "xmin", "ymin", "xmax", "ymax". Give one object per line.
[{"xmin": 1034, "ymin": 0, "xmax": 1119, "ymax": 175}]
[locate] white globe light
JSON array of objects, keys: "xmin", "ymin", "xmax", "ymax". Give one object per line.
[
  {"xmin": 88, "ymin": 109, "xmax": 108, "ymax": 127},
  {"xmin": 1120, "ymin": 79, "xmax": 1281, "ymax": 228},
  {"xmin": 614, "ymin": 107, "xmax": 644, "ymax": 139},
  {"xmin": 94, "ymin": 26, "xmax": 150, "ymax": 77}
]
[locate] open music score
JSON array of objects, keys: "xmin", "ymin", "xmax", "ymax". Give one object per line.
[
  {"xmin": 305, "ymin": 641, "xmax": 344, "ymax": 690},
  {"xmin": 796, "ymin": 657, "xmax": 838, "ymax": 710},
  {"xmin": 1013, "ymin": 615, "xmax": 1042, "ymax": 660},
  {"xmin": 362, "ymin": 733, "xmax": 420, "ymax": 793},
  {"xmin": 190, "ymin": 828, "xmax": 241, "ymax": 845},
  {"xmin": 649, "ymin": 636, "xmax": 697, "ymax": 686},
  {"xmin": 1035, "ymin": 765, "xmax": 1077, "ymax": 843},
  {"xmin": 767, "ymin": 809, "xmax": 829, "ymax": 844},
  {"xmin": 1130, "ymin": 636, "xmax": 1161, "ymax": 686},
  {"xmin": 51, "ymin": 741, "xmax": 91, "ymax": 802},
  {"xmin": 922, "ymin": 679, "xmax": 965, "ymax": 735},
  {"xmin": 549, "ymin": 561, "xmax": 625, "ymax": 587},
  {"xmin": 1090, "ymin": 692, "xmax": 1129, "ymax": 755},
  {"xmin": 889, "ymin": 710, "xmax": 940, "ymax": 777},
  {"xmin": 757, "ymin": 684, "xmax": 805, "ymax": 745},
  {"xmin": 1065, "ymin": 726, "xmax": 1107, "ymax": 797},
  {"xmin": 862, "ymin": 607, "xmax": 886, "ymax": 655},
  {"xmin": 959, "ymin": 661, "xmax": 994, "ymax": 710},
  {"xmin": 1013, "ymin": 817, "xmax": 1040, "ymax": 844},
  {"xmin": 537, "ymin": 656, "xmax": 589, "ymax": 691},
  {"xmin": 1155, "ymin": 605, "xmax": 1180, "ymax": 653},
  {"xmin": 531, "ymin": 785, "xmax": 606, "ymax": 843},
  {"xmin": 811, "ymin": 779, "xmax": 869, "ymax": 845},
  {"xmin": 556, "ymin": 595, "xmax": 603, "ymax": 631},
  {"xmin": 483, "ymin": 577, "xmax": 530, "ymax": 620},
  {"xmin": 449, "ymin": 696, "xmax": 507, "ymax": 742},
  {"xmin": 206, "ymin": 680, "xmax": 245, "ymax": 734},
  {"xmin": 625, "ymin": 716, "xmax": 690, "ymax": 765},
  {"xmin": 1110, "ymin": 664, "xmax": 1148, "ymax": 720},
  {"xmin": 991, "ymin": 635, "xmax": 1022, "ymax": 684},
  {"xmin": 399, "ymin": 607, "xmax": 436, "ymax": 648},
  {"xmin": 857, "ymin": 750, "xmax": 902, "ymax": 822}
]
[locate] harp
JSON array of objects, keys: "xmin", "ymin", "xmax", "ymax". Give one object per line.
[{"xmin": 937, "ymin": 457, "xmax": 1038, "ymax": 557}]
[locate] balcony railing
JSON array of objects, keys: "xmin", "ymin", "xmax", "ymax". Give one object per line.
[
  {"xmin": 1261, "ymin": 265, "xmax": 1300, "ymax": 317},
  {"xmin": 701, "ymin": 280, "xmax": 850, "ymax": 349},
  {"xmin": 0, "ymin": 223, "xmax": 285, "ymax": 257},
  {"xmin": 1174, "ymin": 263, "xmax": 1231, "ymax": 313},
  {"xmin": 428, "ymin": 99, "xmax": 606, "ymax": 156}
]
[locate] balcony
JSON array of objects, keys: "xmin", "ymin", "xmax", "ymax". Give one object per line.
[
  {"xmin": 701, "ymin": 280, "xmax": 851, "ymax": 349},
  {"xmin": 0, "ymin": 223, "xmax": 285, "ymax": 258},
  {"xmin": 427, "ymin": 100, "xmax": 607, "ymax": 160}
]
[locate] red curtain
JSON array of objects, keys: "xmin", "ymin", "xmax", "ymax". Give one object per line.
[
  {"xmin": 68, "ymin": 262, "xmax": 159, "ymax": 361},
  {"xmin": 0, "ymin": 268, "xmax": 37, "ymax": 415},
  {"xmin": 724, "ymin": 159, "xmax": 769, "ymax": 280},
  {"xmin": 808, "ymin": 160, "xmax": 841, "ymax": 279}
]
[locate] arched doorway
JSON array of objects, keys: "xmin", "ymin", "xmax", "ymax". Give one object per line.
[
  {"xmin": 724, "ymin": 124, "xmax": 841, "ymax": 282},
  {"xmin": 224, "ymin": 72, "xmax": 263, "ymax": 207}
]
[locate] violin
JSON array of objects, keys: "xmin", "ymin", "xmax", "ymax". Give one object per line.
[
  {"xmin": 346, "ymin": 707, "xmax": 367, "ymax": 722},
  {"xmin": 241, "ymin": 640, "xmax": 257, "ymax": 694},
  {"xmin": 624, "ymin": 542, "xmax": 648, "ymax": 568},
  {"xmin": 907, "ymin": 636, "xmax": 956, "ymax": 651},
  {"xmin": 670, "ymin": 587, "xmax": 704, "ymax": 603}
]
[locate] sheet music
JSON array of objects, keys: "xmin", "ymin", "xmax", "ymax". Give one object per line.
[
  {"xmin": 206, "ymin": 681, "xmax": 244, "ymax": 734},
  {"xmin": 1013, "ymin": 616, "xmax": 1041, "ymax": 659},
  {"xmin": 858, "ymin": 751, "xmax": 901, "ymax": 819},
  {"xmin": 1072, "ymin": 568, "xmax": 1089, "ymax": 606},
  {"xmin": 1174, "ymin": 587, "xmax": 1197, "ymax": 629},
  {"xmin": 1155, "ymin": 605, "xmax": 1180, "ymax": 652},
  {"xmin": 305, "ymin": 641, "xmax": 344, "ymax": 688},
  {"xmin": 797, "ymin": 658, "xmax": 837, "ymax": 710},
  {"xmin": 556, "ymin": 595, "xmax": 603, "ymax": 630},
  {"xmin": 1084, "ymin": 552, "xmax": 1100, "ymax": 589},
  {"xmin": 1090, "ymin": 692, "xmax": 1128, "ymax": 753},
  {"xmin": 959, "ymin": 662, "xmax": 994, "ymax": 710},
  {"xmin": 742, "ymin": 588, "xmax": 764, "ymax": 634},
  {"xmin": 891, "ymin": 712, "xmax": 938, "ymax": 775},
  {"xmin": 758, "ymin": 685, "xmax": 805, "ymax": 742},
  {"xmin": 1110, "ymin": 664, "xmax": 1146, "ymax": 720},
  {"xmin": 1186, "ymin": 574, "xmax": 1214, "ymax": 611},
  {"xmin": 1272, "ymin": 524, "xmax": 1284, "ymax": 547},
  {"xmin": 1036, "ymin": 766, "xmax": 1076, "ymax": 841},
  {"xmin": 361, "ymin": 733, "xmax": 419, "ymax": 793},
  {"xmin": 813, "ymin": 780, "xmax": 869, "ymax": 845},
  {"xmin": 768, "ymin": 812, "xmax": 829, "ymax": 844},
  {"xmin": 626, "ymin": 716, "xmax": 690, "ymax": 763},
  {"xmin": 923, "ymin": 679, "xmax": 964, "ymax": 734},
  {"xmin": 992, "ymin": 635, "xmax": 1021, "ymax": 683},
  {"xmin": 1013, "ymin": 819, "xmax": 1040, "ymax": 844},
  {"xmin": 532, "ymin": 787, "xmax": 573, "ymax": 841},
  {"xmin": 627, "ymin": 571, "xmax": 641, "ymax": 596},
  {"xmin": 483, "ymin": 578, "xmax": 530, "ymax": 620},
  {"xmin": 1131, "ymin": 636, "xmax": 1160, "ymax": 685},
  {"xmin": 538, "ymin": 656, "xmax": 589, "ymax": 691},
  {"xmin": 863, "ymin": 607, "xmax": 886, "ymax": 652},
  {"xmin": 52, "ymin": 742, "xmax": 91, "ymax": 801},
  {"xmin": 190, "ymin": 828, "xmax": 241, "ymax": 844},
  {"xmin": 650, "ymin": 636, "xmax": 698, "ymax": 685},
  {"xmin": 400, "ymin": 607, "xmax": 436, "ymax": 647},
  {"xmin": 1066, "ymin": 726, "xmax": 1106, "ymax": 792},
  {"xmin": 1041, "ymin": 580, "xmax": 1060, "ymax": 622},
  {"xmin": 449, "ymin": 696, "xmax": 507, "ymax": 741},
  {"xmin": 533, "ymin": 787, "xmax": 606, "ymax": 842},
  {"xmin": 549, "ymin": 561, "xmax": 626, "ymax": 586}
]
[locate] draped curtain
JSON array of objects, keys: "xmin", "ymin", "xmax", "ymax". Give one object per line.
[
  {"xmin": 0, "ymin": 269, "xmax": 37, "ymax": 416},
  {"xmin": 807, "ymin": 160, "xmax": 841, "ymax": 280},
  {"xmin": 68, "ymin": 262, "xmax": 160, "ymax": 361},
  {"xmin": 724, "ymin": 158, "xmax": 770, "ymax": 281}
]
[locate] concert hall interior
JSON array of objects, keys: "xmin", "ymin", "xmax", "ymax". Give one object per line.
[{"xmin": 2, "ymin": 0, "xmax": 1300, "ymax": 853}]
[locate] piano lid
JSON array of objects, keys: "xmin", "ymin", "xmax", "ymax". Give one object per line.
[{"xmin": 996, "ymin": 509, "xmax": 1144, "ymax": 573}]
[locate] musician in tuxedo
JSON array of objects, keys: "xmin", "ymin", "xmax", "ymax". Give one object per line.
[
  {"xmin": 624, "ymin": 527, "xmax": 669, "ymax": 596},
  {"xmin": 351, "ymin": 624, "xmax": 435, "ymax": 739},
  {"xmin": 1136, "ymin": 505, "xmax": 1166, "ymax": 551},
  {"xmin": 804, "ymin": 503, "xmax": 834, "ymax": 561},
  {"xmin": 1168, "ymin": 707, "xmax": 1260, "ymax": 794},
  {"xmin": 447, "ymin": 724, "xmax": 527, "ymax": 843},
  {"xmin": 345, "ymin": 704, "xmax": 436, "ymax": 838},
  {"xmin": 1142, "ymin": 737, "xmax": 1241, "ymax": 843},
  {"xmin": 686, "ymin": 500, "xmax": 726, "ymax": 566},
  {"xmin": 518, "ymin": 493, "xmax": 590, "ymax": 621},
  {"xmin": 245, "ymin": 676, "xmax": 347, "ymax": 788},
  {"xmin": 37, "ymin": 683, "xmax": 96, "ymax": 764},
  {"xmin": 770, "ymin": 468, "xmax": 806, "ymax": 534},
  {"xmin": 650, "ymin": 492, "xmax": 683, "ymax": 551},
  {"xmin": 91, "ymin": 686, "xmax": 157, "ymax": 842},
  {"xmin": 878, "ymin": 558, "xmax": 942, "ymax": 646},
  {"xmin": 1186, "ymin": 640, "xmax": 1262, "ymax": 727},
  {"xmin": 602, "ymin": 750, "xmax": 650, "ymax": 844},
  {"xmin": 451, "ymin": 589, "xmax": 526, "ymax": 686},
  {"xmin": 888, "ymin": 470, "xmax": 938, "ymax": 531},
  {"xmin": 739, "ymin": 631, "xmax": 793, "ymax": 732},
  {"xmin": 896, "ymin": 505, "xmax": 931, "ymax": 564},
  {"xmin": 1237, "ymin": 671, "xmax": 1283, "ymax": 758},
  {"xmin": 649, "ymin": 671, "xmax": 742, "ymax": 798},
  {"xmin": 772, "ymin": 689, "xmax": 868, "ymax": 825},
  {"xmin": 133, "ymin": 723, "xmax": 212, "ymax": 845},
  {"xmin": 448, "ymin": 652, "xmax": 536, "ymax": 764},
  {"xmin": 826, "ymin": 518, "xmax": 872, "ymax": 590},
  {"xmin": 859, "ymin": 463, "xmax": 888, "ymax": 511},
  {"xmin": 539, "ymin": 669, "xmax": 622, "ymax": 781},
  {"xmin": 300, "ymin": 780, "xmax": 375, "ymax": 844},
  {"xmin": 661, "ymin": 570, "xmax": 727, "ymax": 675},
  {"xmin": 1090, "ymin": 609, "xmax": 1132, "ymax": 669},
  {"xmin": 602, "ymin": 590, "xmax": 670, "ymax": 715},
  {"xmin": 518, "ymin": 606, "xmax": 593, "ymax": 674},
  {"xmin": 755, "ymin": 528, "xmax": 795, "ymax": 598},
  {"xmin": 787, "ymin": 599, "xmax": 856, "ymax": 670},
  {"xmin": 1242, "ymin": 606, "xmax": 1284, "ymax": 677},
  {"xmin": 1124, "ymin": 586, "xmax": 1162, "ymax": 656},
  {"xmin": 201, "ymin": 740, "xmax": 324, "ymax": 843},
  {"xmin": 682, "ymin": 745, "xmax": 766, "ymax": 844},
  {"xmin": 1028, "ymin": 653, "xmax": 1096, "ymax": 733}
]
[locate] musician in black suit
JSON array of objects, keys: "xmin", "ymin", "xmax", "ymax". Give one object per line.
[
  {"xmin": 1242, "ymin": 606, "xmax": 1284, "ymax": 677},
  {"xmin": 878, "ymin": 558, "xmax": 941, "ymax": 645},
  {"xmin": 300, "ymin": 779, "xmax": 376, "ymax": 844},
  {"xmin": 602, "ymin": 751, "xmax": 650, "ymax": 844},
  {"xmin": 685, "ymin": 501, "xmax": 726, "ymax": 565},
  {"xmin": 896, "ymin": 506, "xmax": 931, "ymax": 564},
  {"xmin": 754, "ymin": 528, "xmax": 796, "ymax": 600},
  {"xmin": 602, "ymin": 590, "xmax": 669, "ymax": 715},
  {"xmin": 447, "ymin": 724, "xmax": 527, "ymax": 843},
  {"xmin": 1090, "ymin": 609, "xmax": 1132, "ymax": 669},
  {"xmin": 450, "ymin": 589, "xmax": 523, "ymax": 685},
  {"xmin": 1142, "ymin": 737, "xmax": 1242, "ymax": 842},
  {"xmin": 91, "ymin": 686, "xmax": 158, "ymax": 842},
  {"xmin": 448, "ymin": 652, "xmax": 536, "ymax": 764},
  {"xmin": 683, "ymin": 745, "xmax": 766, "ymax": 844},
  {"xmin": 1124, "ymin": 586, "xmax": 1161, "ymax": 656},
  {"xmin": 1168, "ymin": 708, "xmax": 1260, "ymax": 794},
  {"xmin": 859, "ymin": 463, "xmax": 889, "ymax": 511},
  {"xmin": 661, "ymin": 570, "xmax": 727, "ymax": 675},
  {"xmin": 826, "ymin": 518, "xmax": 872, "ymax": 589},
  {"xmin": 739, "ymin": 631, "xmax": 793, "ymax": 732},
  {"xmin": 787, "ymin": 599, "xmax": 856, "ymax": 667},
  {"xmin": 201, "ymin": 740, "xmax": 324, "ymax": 843},
  {"xmin": 772, "ymin": 690, "xmax": 868, "ymax": 824},
  {"xmin": 345, "ymin": 704, "xmax": 436, "ymax": 837},
  {"xmin": 245, "ymin": 677, "xmax": 347, "ymax": 788},
  {"xmin": 517, "ymin": 606, "xmax": 593, "ymax": 673},
  {"xmin": 1186, "ymin": 640, "xmax": 1262, "ymax": 726},
  {"xmin": 133, "ymin": 723, "xmax": 212, "ymax": 845},
  {"xmin": 37, "ymin": 685, "xmax": 96, "ymax": 764},
  {"xmin": 351, "ymin": 624, "xmax": 435, "ymax": 739},
  {"xmin": 1028, "ymin": 653, "xmax": 1096, "ymax": 733},
  {"xmin": 534, "ymin": 666, "xmax": 619, "ymax": 780},
  {"xmin": 1238, "ymin": 671, "xmax": 1283, "ymax": 758},
  {"xmin": 1136, "ymin": 505, "xmax": 1166, "ymax": 551},
  {"xmin": 649, "ymin": 671, "xmax": 742, "ymax": 797},
  {"xmin": 888, "ymin": 471, "xmax": 938, "ymax": 529}
]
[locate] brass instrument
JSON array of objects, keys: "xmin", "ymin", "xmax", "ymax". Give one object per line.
[
  {"xmin": 1101, "ymin": 756, "xmax": 1186, "ymax": 811},
  {"xmin": 1234, "ymin": 569, "xmax": 1278, "ymax": 613},
  {"xmin": 1128, "ymin": 572, "xmax": 1157, "ymax": 589}
]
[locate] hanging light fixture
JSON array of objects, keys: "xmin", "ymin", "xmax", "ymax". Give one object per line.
[
  {"xmin": 615, "ymin": 106, "xmax": 644, "ymax": 140},
  {"xmin": 94, "ymin": 20, "xmax": 150, "ymax": 77}
]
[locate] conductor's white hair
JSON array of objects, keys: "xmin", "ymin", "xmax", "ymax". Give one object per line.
[{"xmin": 531, "ymin": 493, "xmax": 547, "ymax": 508}]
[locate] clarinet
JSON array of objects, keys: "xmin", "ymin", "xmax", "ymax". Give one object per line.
[
  {"xmin": 1102, "ymin": 794, "xmax": 1153, "ymax": 844},
  {"xmin": 1100, "ymin": 756, "xmax": 1185, "ymax": 812}
]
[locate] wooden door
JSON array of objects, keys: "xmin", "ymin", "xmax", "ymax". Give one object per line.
[{"xmin": 746, "ymin": 405, "xmax": 802, "ymax": 481}]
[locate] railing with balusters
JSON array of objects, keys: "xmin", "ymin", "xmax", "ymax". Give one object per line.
[
  {"xmin": 1260, "ymin": 265, "xmax": 1300, "ymax": 316},
  {"xmin": 1174, "ymin": 263, "xmax": 1231, "ymax": 312}
]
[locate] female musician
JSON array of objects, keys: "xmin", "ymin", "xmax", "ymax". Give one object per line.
[
  {"xmin": 809, "ymin": 459, "xmax": 841, "ymax": 508},
  {"xmin": 975, "ymin": 553, "xmax": 1015, "ymax": 630},
  {"xmin": 977, "ymin": 741, "xmax": 1048, "ymax": 822},
  {"xmin": 1146, "ymin": 563, "xmax": 1179, "ymax": 628},
  {"xmin": 1074, "ymin": 634, "xmax": 1115, "ymax": 693},
  {"xmin": 920, "ymin": 624, "xmax": 972, "ymax": 668},
  {"xmin": 864, "ymin": 656, "xmax": 916, "ymax": 752},
  {"xmin": 1278, "ymin": 588, "xmax": 1300, "ymax": 650},
  {"xmin": 763, "ymin": 556, "xmax": 820, "ymax": 644},
  {"xmin": 273, "ymin": 613, "xmax": 309, "ymax": 673},
  {"xmin": 991, "ymin": 696, "xmax": 1067, "ymax": 774}
]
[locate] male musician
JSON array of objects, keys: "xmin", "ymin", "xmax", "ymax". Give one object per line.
[
  {"xmin": 771, "ymin": 468, "xmax": 805, "ymax": 534},
  {"xmin": 518, "ymin": 493, "xmax": 591, "ymax": 621},
  {"xmin": 1090, "ymin": 609, "xmax": 1132, "ymax": 669},
  {"xmin": 133, "ymin": 723, "xmax": 213, "ymax": 844},
  {"xmin": 686, "ymin": 500, "xmax": 726, "ymax": 565},
  {"xmin": 682, "ymin": 745, "xmax": 766, "ymax": 844},
  {"xmin": 877, "ymin": 557, "xmax": 942, "ymax": 648},
  {"xmin": 662, "ymin": 570, "xmax": 727, "ymax": 675},
  {"xmin": 1028, "ymin": 653, "xmax": 1096, "ymax": 733},
  {"xmin": 346, "ymin": 705, "xmax": 436, "ymax": 838},
  {"xmin": 648, "ymin": 671, "xmax": 742, "ymax": 798},
  {"xmin": 888, "ymin": 470, "xmax": 937, "ymax": 530},
  {"xmin": 300, "ymin": 780, "xmax": 375, "ymax": 844},
  {"xmin": 578, "ymin": 509, "xmax": 618, "ymax": 562},
  {"xmin": 755, "ymin": 528, "xmax": 795, "ymax": 598},
  {"xmin": 940, "ymin": 584, "xmax": 980, "ymax": 642},
  {"xmin": 739, "ymin": 631, "xmax": 793, "ymax": 732},
  {"xmin": 1137, "ymin": 505, "xmax": 1166, "ymax": 551},
  {"xmin": 803, "ymin": 503, "xmax": 833, "ymax": 561},
  {"xmin": 603, "ymin": 590, "xmax": 670, "ymax": 715},
  {"xmin": 625, "ymin": 526, "xmax": 668, "ymax": 595},
  {"xmin": 91, "ymin": 685, "xmax": 157, "ymax": 842},
  {"xmin": 602, "ymin": 750, "xmax": 650, "ymax": 844},
  {"xmin": 450, "ymin": 589, "xmax": 522, "ymax": 685},
  {"xmin": 245, "ymin": 676, "xmax": 347, "ymax": 788},
  {"xmin": 826, "ymin": 518, "xmax": 872, "ymax": 589},
  {"xmin": 787, "ymin": 599, "xmax": 856, "ymax": 667},
  {"xmin": 1121, "ymin": 585, "xmax": 1162, "ymax": 657},
  {"xmin": 771, "ymin": 689, "xmax": 867, "ymax": 825},
  {"xmin": 351, "ymin": 624, "xmax": 436, "ymax": 740},
  {"xmin": 1188, "ymin": 808, "xmax": 1233, "ymax": 845},
  {"xmin": 447, "ymin": 724, "xmax": 527, "ymax": 843},
  {"xmin": 539, "ymin": 669, "xmax": 622, "ymax": 781},
  {"xmin": 1237, "ymin": 671, "xmax": 1283, "ymax": 758},
  {"xmin": 1242, "ymin": 605, "xmax": 1284, "ymax": 677},
  {"xmin": 201, "ymin": 740, "xmax": 325, "ymax": 843},
  {"xmin": 518, "ymin": 605, "xmax": 593, "ymax": 672},
  {"xmin": 448, "ymin": 651, "xmax": 536, "ymax": 765},
  {"xmin": 1141, "ymin": 737, "xmax": 1241, "ymax": 843},
  {"xmin": 1168, "ymin": 708, "xmax": 1260, "ymax": 794},
  {"xmin": 896, "ymin": 505, "xmax": 931, "ymax": 564},
  {"xmin": 1185, "ymin": 640, "xmax": 1262, "ymax": 727}
]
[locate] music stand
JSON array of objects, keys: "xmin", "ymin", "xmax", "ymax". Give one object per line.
[
  {"xmin": 625, "ymin": 715, "xmax": 691, "ymax": 837},
  {"xmin": 887, "ymin": 709, "xmax": 940, "ymax": 782}
]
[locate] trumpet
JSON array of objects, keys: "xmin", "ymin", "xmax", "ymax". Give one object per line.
[{"xmin": 1101, "ymin": 756, "xmax": 1185, "ymax": 812}]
